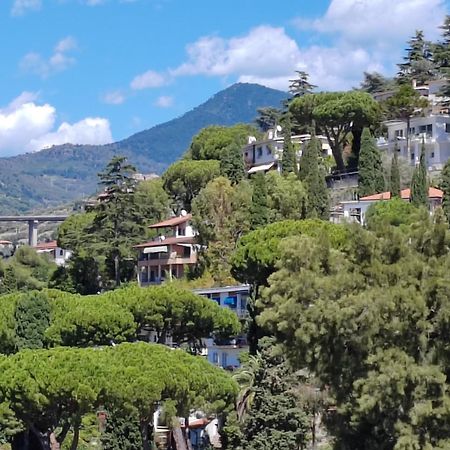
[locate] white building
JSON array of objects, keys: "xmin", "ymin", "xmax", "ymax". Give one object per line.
[
  {"xmin": 193, "ymin": 285, "xmax": 250, "ymax": 370},
  {"xmin": 377, "ymin": 115, "xmax": 450, "ymax": 171},
  {"xmin": 334, "ymin": 187, "xmax": 443, "ymax": 226},
  {"xmin": 242, "ymin": 129, "xmax": 331, "ymax": 175},
  {"xmin": 34, "ymin": 240, "xmax": 72, "ymax": 266}
]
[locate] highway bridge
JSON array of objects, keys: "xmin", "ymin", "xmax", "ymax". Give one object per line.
[{"xmin": 0, "ymin": 215, "xmax": 69, "ymax": 246}]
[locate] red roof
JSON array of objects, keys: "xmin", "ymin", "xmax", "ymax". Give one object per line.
[
  {"xmin": 360, "ymin": 187, "xmax": 443, "ymax": 201},
  {"xmin": 34, "ymin": 240, "xmax": 58, "ymax": 250},
  {"xmin": 134, "ymin": 236, "xmax": 195, "ymax": 249},
  {"xmin": 149, "ymin": 213, "xmax": 192, "ymax": 229}
]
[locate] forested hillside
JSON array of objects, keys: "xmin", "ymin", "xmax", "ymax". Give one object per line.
[{"xmin": 0, "ymin": 83, "xmax": 286, "ymax": 214}]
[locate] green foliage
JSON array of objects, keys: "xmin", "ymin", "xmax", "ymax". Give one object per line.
[
  {"xmin": 255, "ymin": 107, "xmax": 281, "ymax": 132},
  {"xmin": 288, "ymin": 70, "xmax": 316, "ymax": 98},
  {"xmin": 410, "ymin": 141, "xmax": 428, "ymax": 207},
  {"xmin": 250, "ymin": 173, "xmax": 269, "ymax": 229},
  {"xmin": 358, "ymin": 128, "xmax": 385, "ymax": 197},
  {"xmin": 359, "ymin": 71, "xmax": 396, "ymax": 93},
  {"xmin": 101, "ymin": 409, "xmax": 142, "ymax": 450},
  {"xmin": 14, "ymin": 291, "xmax": 50, "ymax": 351},
  {"xmin": 365, "ymin": 197, "xmax": 421, "ymax": 229},
  {"xmin": 384, "ymin": 84, "xmax": 429, "ymax": 123},
  {"xmin": 265, "ymin": 172, "xmax": 308, "ymax": 222},
  {"xmin": 134, "ymin": 178, "xmax": 171, "ymax": 223},
  {"xmin": 163, "ymin": 159, "xmax": 220, "ymax": 212},
  {"xmin": 220, "ymin": 142, "xmax": 245, "ymax": 184},
  {"xmin": 281, "ymin": 115, "xmax": 296, "ymax": 175},
  {"xmin": 257, "ymin": 215, "xmax": 450, "ymax": 448},
  {"xmin": 441, "ymin": 158, "xmax": 450, "ymax": 223},
  {"xmin": 189, "ymin": 124, "xmax": 257, "ymax": 161},
  {"xmin": 290, "ymin": 91, "xmax": 380, "ymax": 171},
  {"xmin": 231, "ymin": 219, "xmax": 349, "ymax": 289},
  {"xmin": 390, "ymin": 150, "xmax": 401, "ymax": 197},
  {"xmin": 192, "ymin": 177, "xmax": 252, "ymax": 283},
  {"xmin": 298, "ymin": 136, "xmax": 329, "ymax": 219}
]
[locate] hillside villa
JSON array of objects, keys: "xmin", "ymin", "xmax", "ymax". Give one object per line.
[
  {"xmin": 333, "ymin": 187, "xmax": 443, "ymax": 225},
  {"xmin": 34, "ymin": 240, "xmax": 72, "ymax": 266},
  {"xmin": 135, "ymin": 212, "xmax": 199, "ymax": 285}
]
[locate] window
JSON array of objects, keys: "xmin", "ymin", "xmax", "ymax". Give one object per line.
[
  {"xmin": 409, "ymin": 127, "xmax": 415, "ymax": 135},
  {"xmin": 446, "ymin": 123, "xmax": 450, "ymax": 133},
  {"xmin": 395, "ymin": 129, "xmax": 404, "ymax": 138},
  {"xmin": 240, "ymin": 295, "xmax": 248, "ymax": 311},
  {"xmin": 411, "ymin": 152, "xmax": 415, "ymax": 161},
  {"xmin": 257, "ymin": 147, "xmax": 263, "ymax": 157},
  {"xmin": 418, "ymin": 124, "xmax": 432, "ymax": 135},
  {"xmin": 431, "ymin": 152, "xmax": 435, "ymax": 158},
  {"xmin": 212, "ymin": 296, "xmax": 221, "ymax": 306},
  {"xmin": 178, "ymin": 227, "xmax": 185, "ymax": 236},
  {"xmin": 222, "ymin": 352, "xmax": 228, "ymax": 367},
  {"xmin": 224, "ymin": 294, "xmax": 237, "ymax": 309},
  {"xmin": 183, "ymin": 246, "xmax": 191, "ymax": 258},
  {"xmin": 212, "ymin": 352, "xmax": 218, "ymax": 364},
  {"xmin": 266, "ymin": 147, "xmax": 271, "ymax": 155}
]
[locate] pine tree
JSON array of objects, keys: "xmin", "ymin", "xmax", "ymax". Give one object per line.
[
  {"xmin": 299, "ymin": 136, "xmax": 329, "ymax": 219},
  {"xmin": 440, "ymin": 159, "xmax": 450, "ymax": 222},
  {"xmin": 288, "ymin": 71, "xmax": 317, "ymax": 97},
  {"xmin": 410, "ymin": 140, "xmax": 428, "ymax": 207},
  {"xmin": 390, "ymin": 147, "xmax": 401, "ymax": 198},
  {"xmin": 358, "ymin": 128, "xmax": 385, "ymax": 197},
  {"xmin": 220, "ymin": 142, "xmax": 245, "ymax": 184},
  {"xmin": 281, "ymin": 114, "xmax": 296, "ymax": 175},
  {"xmin": 250, "ymin": 173, "xmax": 269, "ymax": 229}
]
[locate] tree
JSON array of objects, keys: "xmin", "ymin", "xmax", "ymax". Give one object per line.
[
  {"xmin": 255, "ymin": 107, "xmax": 282, "ymax": 132},
  {"xmin": 365, "ymin": 197, "xmax": 421, "ymax": 230},
  {"xmin": 90, "ymin": 156, "xmax": 147, "ymax": 288},
  {"xmin": 359, "ymin": 71, "xmax": 395, "ymax": 93},
  {"xmin": 281, "ymin": 114, "xmax": 296, "ymax": 175},
  {"xmin": 220, "ymin": 142, "xmax": 245, "ymax": 184},
  {"xmin": 288, "ymin": 71, "xmax": 316, "ymax": 98},
  {"xmin": 163, "ymin": 159, "xmax": 220, "ymax": 212},
  {"xmin": 441, "ymin": 158, "xmax": 450, "ymax": 223},
  {"xmin": 14, "ymin": 291, "xmax": 50, "ymax": 351},
  {"xmin": 250, "ymin": 173, "xmax": 269, "ymax": 229},
  {"xmin": 298, "ymin": 136, "xmax": 329, "ymax": 219},
  {"xmin": 410, "ymin": 141, "xmax": 428, "ymax": 207},
  {"xmin": 397, "ymin": 30, "xmax": 437, "ymax": 84},
  {"xmin": 189, "ymin": 124, "xmax": 258, "ymax": 161},
  {"xmin": 358, "ymin": 128, "xmax": 385, "ymax": 197},
  {"xmin": 290, "ymin": 91, "xmax": 380, "ymax": 171},
  {"xmin": 134, "ymin": 178, "xmax": 171, "ymax": 223},
  {"xmin": 390, "ymin": 149, "xmax": 401, "ymax": 197},
  {"xmin": 385, "ymin": 84, "xmax": 429, "ymax": 161}
]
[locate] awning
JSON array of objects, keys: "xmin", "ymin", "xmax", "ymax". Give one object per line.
[
  {"xmin": 143, "ymin": 246, "xmax": 168, "ymax": 254},
  {"xmin": 247, "ymin": 162, "xmax": 274, "ymax": 174}
]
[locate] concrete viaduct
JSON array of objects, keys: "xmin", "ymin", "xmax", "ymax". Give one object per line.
[{"xmin": 0, "ymin": 215, "xmax": 69, "ymax": 247}]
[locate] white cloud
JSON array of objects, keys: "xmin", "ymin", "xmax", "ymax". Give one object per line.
[
  {"xmin": 11, "ymin": 0, "xmax": 41, "ymax": 16},
  {"xmin": 155, "ymin": 95, "xmax": 174, "ymax": 108},
  {"xmin": 130, "ymin": 70, "xmax": 168, "ymax": 90},
  {"xmin": 0, "ymin": 92, "xmax": 113, "ymax": 156},
  {"xmin": 311, "ymin": 0, "xmax": 446, "ymax": 46},
  {"xmin": 20, "ymin": 36, "xmax": 77, "ymax": 78},
  {"xmin": 102, "ymin": 90, "xmax": 126, "ymax": 105}
]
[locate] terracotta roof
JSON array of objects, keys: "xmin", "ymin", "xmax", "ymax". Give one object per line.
[
  {"xmin": 0, "ymin": 240, "xmax": 12, "ymax": 245},
  {"xmin": 134, "ymin": 236, "xmax": 195, "ymax": 249},
  {"xmin": 360, "ymin": 187, "xmax": 443, "ymax": 201},
  {"xmin": 34, "ymin": 240, "xmax": 58, "ymax": 250},
  {"xmin": 148, "ymin": 213, "xmax": 192, "ymax": 229}
]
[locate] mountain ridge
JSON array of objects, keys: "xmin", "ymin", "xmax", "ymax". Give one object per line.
[{"xmin": 0, "ymin": 83, "xmax": 287, "ymax": 214}]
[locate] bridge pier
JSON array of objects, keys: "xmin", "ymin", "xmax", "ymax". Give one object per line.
[{"xmin": 28, "ymin": 220, "xmax": 38, "ymax": 247}]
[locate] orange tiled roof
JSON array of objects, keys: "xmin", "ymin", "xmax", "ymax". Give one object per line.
[
  {"xmin": 148, "ymin": 214, "xmax": 192, "ymax": 229},
  {"xmin": 34, "ymin": 240, "xmax": 58, "ymax": 250},
  {"xmin": 360, "ymin": 187, "xmax": 443, "ymax": 201}
]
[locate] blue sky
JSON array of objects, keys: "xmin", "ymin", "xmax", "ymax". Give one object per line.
[{"xmin": 0, "ymin": 0, "xmax": 449, "ymax": 156}]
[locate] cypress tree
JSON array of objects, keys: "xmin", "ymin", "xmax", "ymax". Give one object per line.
[
  {"xmin": 410, "ymin": 140, "xmax": 428, "ymax": 207},
  {"xmin": 390, "ymin": 147, "xmax": 401, "ymax": 198},
  {"xmin": 281, "ymin": 114, "xmax": 296, "ymax": 175},
  {"xmin": 220, "ymin": 142, "xmax": 245, "ymax": 184},
  {"xmin": 299, "ymin": 136, "xmax": 329, "ymax": 219},
  {"xmin": 250, "ymin": 172, "xmax": 269, "ymax": 229},
  {"xmin": 358, "ymin": 128, "xmax": 385, "ymax": 197},
  {"xmin": 441, "ymin": 159, "xmax": 450, "ymax": 223}
]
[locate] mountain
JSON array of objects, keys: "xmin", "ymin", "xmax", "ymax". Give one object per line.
[{"xmin": 0, "ymin": 83, "xmax": 286, "ymax": 214}]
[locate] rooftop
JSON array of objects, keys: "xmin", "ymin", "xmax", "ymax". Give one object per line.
[
  {"xmin": 34, "ymin": 240, "xmax": 58, "ymax": 250},
  {"xmin": 149, "ymin": 213, "xmax": 192, "ymax": 229},
  {"xmin": 360, "ymin": 187, "xmax": 443, "ymax": 201}
]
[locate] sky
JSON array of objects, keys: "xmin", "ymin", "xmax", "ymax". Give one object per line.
[{"xmin": 0, "ymin": 0, "xmax": 449, "ymax": 157}]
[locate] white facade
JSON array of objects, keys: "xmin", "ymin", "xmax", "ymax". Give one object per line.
[
  {"xmin": 34, "ymin": 241, "xmax": 72, "ymax": 266},
  {"xmin": 377, "ymin": 115, "xmax": 450, "ymax": 170},
  {"xmin": 193, "ymin": 285, "xmax": 250, "ymax": 370},
  {"xmin": 242, "ymin": 131, "xmax": 332, "ymax": 174}
]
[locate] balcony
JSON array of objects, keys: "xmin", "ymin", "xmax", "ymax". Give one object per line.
[{"xmin": 138, "ymin": 255, "xmax": 196, "ymax": 267}]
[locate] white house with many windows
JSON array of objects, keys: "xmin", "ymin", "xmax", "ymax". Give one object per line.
[
  {"xmin": 193, "ymin": 285, "xmax": 250, "ymax": 370},
  {"xmin": 242, "ymin": 129, "xmax": 331, "ymax": 174},
  {"xmin": 377, "ymin": 115, "xmax": 450, "ymax": 170}
]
